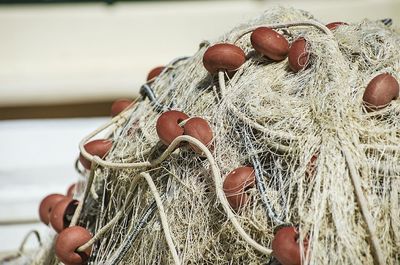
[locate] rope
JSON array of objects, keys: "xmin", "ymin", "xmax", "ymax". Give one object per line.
[
  {"xmin": 75, "ymin": 158, "xmax": 85, "ymax": 175},
  {"xmin": 341, "ymin": 144, "xmax": 385, "ymax": 265},
  {"xmin": 78, "ymin": 106, "xmax": 135, "ymax": 165},
  {"xmin": 69, "ymin": 161, "xmax": 97, "ymax": 227},
  {"xmin": 140, "ymin": 172, "xmax": 181, "ymax": 265},
  {"xmin": 233, "ymin": 20, "xmax": 333, "ymax": 43},
  {"xmin": 77, "ymin": 211, "xmax": 123, "ymax": 252},
  {"xmin": 18, "ymin": 230, "xmax": 42, "ymax": 253}
]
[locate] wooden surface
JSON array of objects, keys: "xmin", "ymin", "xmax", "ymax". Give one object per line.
[{"xmin": 0, "ymin": 100, "xmax": 115, "ymax": 120}]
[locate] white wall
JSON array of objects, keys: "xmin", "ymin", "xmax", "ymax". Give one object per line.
[
  {"xmin": 0, "ymin": 118, "xmax": 108, "ymax": 253},
  {"xmin": 0, "ymin": 0, "xmax": 399, "ymax": 106}
]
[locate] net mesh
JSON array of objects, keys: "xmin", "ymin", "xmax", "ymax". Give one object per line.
[{"xmin": 28, "ymin": 6, "xmax": 400, "ymax": 265}]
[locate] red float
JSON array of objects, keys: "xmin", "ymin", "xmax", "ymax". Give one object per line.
[
  {"xmin": 79, "ymin": 139, "xmax": 113, "ymax": 170},
  {"xmin": 272, "ymin": 226, "xmax": 308, "ymax": 265},
  {"xmin": 288, "ymin": 38, "xmax": 309, "ymax": 72},
  {"xmin": 38, "ymin": 194, "xmax": 65, "ymax": 225},
  {"xmin": 156, "ymin": 110, "xmax": 189, "ymax": 146},
  {"xmin": 363, "ymin": 73, "xmax": 399, "ymax": 111},
  {"xmin": 326, "ymin": 22, "xmax": 348, "ymax": 31},
  {"xmin": 223, "ymin": 166, "xmax": 255, "ymax": 210},
  {"xmin": 250, "ymin": 27, "xmax": 289, "ymax": 61},
  {"xmin": 183, "ymin": 117, "xmax": 213, "ymax": 154},
  {"xmin": 110, "ymin": 99, "xmax": 133, "ymax": 117},
  {"xmin": 55, "ymin": 226, "xmax": 92, "ymax": 265},
  {"xmin": 50, "ymin": 197, "xmax": 79, "ymax": 233},
  {"xmin": 203, "ymin": 43, "xmax": 246, "ymax": 74},
  {"xmin": 147, "ymin": 66, "xmax": 165, "ymax": 81}
]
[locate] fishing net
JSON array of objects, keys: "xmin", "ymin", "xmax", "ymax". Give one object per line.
[{"xmin": 10, "ymin": 6, "xmax": 400, "ymax": 265}]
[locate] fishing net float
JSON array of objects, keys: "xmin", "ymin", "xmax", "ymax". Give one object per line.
[{"xmin": 7, "ymin": 6, "xmax": 399, "ymax": 265}]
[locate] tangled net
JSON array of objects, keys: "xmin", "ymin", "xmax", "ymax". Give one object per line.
[{"xmin": 23, "ymin": 6, "xmax": 400, "ymax": 265}]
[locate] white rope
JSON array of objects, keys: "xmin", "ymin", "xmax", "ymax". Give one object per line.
[
  {"xmin": 69, "ymin": 161, "xmax": 97, "ymax": 227},
  {"xmin": 166, "ymin": 136, "xmax": 273, "ymax": 255},
  {"xmin": 140, "ymin": 172, "xmax": 181, "ymax": 265},
  {"xmin": 233, "ymin": 20, "xmax": 333, "ymax": 43},
  {"xmin": 77, "ymin": 211, "xmax": 123, "ymax": 252},
  {"xmin": 341, "ymin": 145, "xmax": 385, "ymax": 265},
  {"xmin": 78, "ymin": 106, "xmax": 135, "ymax": 166}
]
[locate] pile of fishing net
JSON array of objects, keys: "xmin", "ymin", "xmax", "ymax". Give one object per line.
[{"xmin": 9, "ymin": 6, "xmax": 400, "ymax": 265}]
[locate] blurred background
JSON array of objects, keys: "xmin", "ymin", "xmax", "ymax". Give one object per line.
[{"xmin": 0, "ymin": 0, "xmax": 399, "ymax": 256}]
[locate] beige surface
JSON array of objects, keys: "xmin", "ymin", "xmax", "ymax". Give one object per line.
[{"xmin": 0, "ymin": 0, "xmax": 399, "ymax": 106}]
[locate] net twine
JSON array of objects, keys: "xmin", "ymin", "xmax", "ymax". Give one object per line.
[
  {"xmin": 49, "ymin": 8, "xmax": 398, "ymax": 264},
  {"xmin": 72, "ymin": 133, "xmax": 275, "ymax": 262}
]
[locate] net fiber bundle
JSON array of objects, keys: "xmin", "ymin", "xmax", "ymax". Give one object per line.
[{"xmin": 34, "ymin": 6, "xmax": 400, "ymax": 265}]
